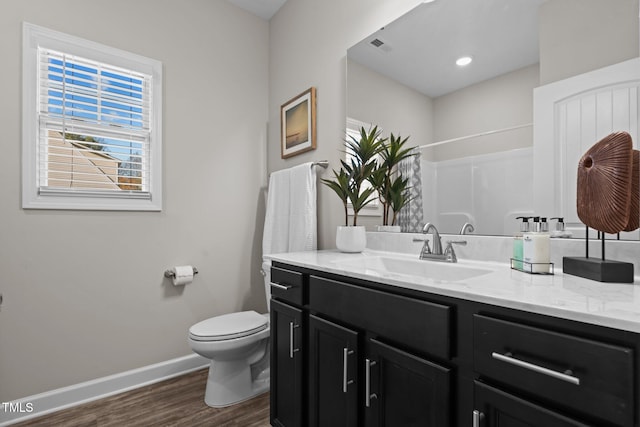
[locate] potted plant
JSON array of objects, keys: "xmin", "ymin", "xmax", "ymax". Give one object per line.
[
  {"xmin": 322, "ymin": 126, "xmax": 385, "ymax": 252},
  {"xmin": 368, "ymin": 132, "xmax": 415, "ymax": 231}
]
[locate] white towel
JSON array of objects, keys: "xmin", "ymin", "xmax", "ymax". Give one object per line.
[
  {"xmin": 263, "ymin": 168, "xmax": 290, "ymax": 256},
  {"xmin": 288, "ymin": 163, "xmax": 317, "ymax": 252},
  {"xmin": 262, "ymin": 162, "xmax": 317, "ymax": 255}
]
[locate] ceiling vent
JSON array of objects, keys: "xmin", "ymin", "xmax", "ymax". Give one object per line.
[{"xmin": 369, "ymin": 37, "xmax": 392, "ymax": 53}]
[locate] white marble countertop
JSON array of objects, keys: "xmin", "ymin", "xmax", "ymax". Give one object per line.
[{"xmin": 266, "ymin": 249, "xmax": 640, "ymax": 333}]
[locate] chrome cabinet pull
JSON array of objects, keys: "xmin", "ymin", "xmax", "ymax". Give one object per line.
[
  {"xmin": 472, "ymin": 410, "xmax": 484, "ymax": 427},
  {"xmin": 365, "ymin": 359, "xmax": 377, "ymax": 407},
  {"xmin": 289, "ymin": 322, "xmax": 300, "ymax": 359},
  {"xmin": 271, "ymin": 283, "xmax": 292, "ymax": 291},
  {"xmin": 492, "ymin": 352, "xmax": 580, "ymax": 385},
  {"xmin": 342, "ymin": 348, "xmax": 354, "ymax": 392}
]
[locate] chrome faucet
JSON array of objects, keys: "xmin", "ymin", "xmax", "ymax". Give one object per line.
[
  {"xmin": 423, "ymin": 223, "xmax": 443, "ymax": 255},
  {"xmin": 417, "ymin": 223, "xmax": 466, "ymax": 263},
  {"xmin": 460, "ymin": 222, "xmax": 474, "ymax": 235}
]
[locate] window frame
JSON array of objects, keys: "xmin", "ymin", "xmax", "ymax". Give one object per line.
[
  {"xmin": 22, "ymin": 22, "xmax": 163, "ymax": 211},
  {"xmin": 346, "ymin": 117, "xmax": 381, "ymax": 217}
]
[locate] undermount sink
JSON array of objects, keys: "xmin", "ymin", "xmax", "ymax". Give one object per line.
[{"xmin": 334, "ymin": 255, "xmax": 494, "ymax": 282}]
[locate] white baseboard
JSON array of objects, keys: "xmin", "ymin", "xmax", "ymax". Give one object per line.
[{"xmin": 0, "ymin": 354, "xmax": 209, "ymax": 426}]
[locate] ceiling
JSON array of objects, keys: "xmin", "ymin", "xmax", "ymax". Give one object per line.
[
  {"xmin": 226, "ymin": 0, "xmax": 288, "ymax": 20},
  {"xmin": 228, "ymin": 0, "xmax": 545, "ymax": 96},
  {"xmin": 348, "ymin": 0, "xmax": 546, "ymax": 98}
]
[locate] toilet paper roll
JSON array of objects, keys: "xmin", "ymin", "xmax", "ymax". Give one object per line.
[{"xmin": 171, "ymin": 265, "xmax": 194, "ymax": 286}]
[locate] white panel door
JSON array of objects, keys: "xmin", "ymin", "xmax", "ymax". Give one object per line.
[{"xmin": 534, "ymin": 58, "xmax": 640, "ymax": 239}]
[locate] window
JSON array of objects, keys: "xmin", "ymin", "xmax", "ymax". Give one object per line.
[
  {"xmin": 346, "ymin": 117, "xmax": 381, "ymax": 216},
  {"xmin": 22, "ymin": 23, "xmax": 163, "ymax": 210}
]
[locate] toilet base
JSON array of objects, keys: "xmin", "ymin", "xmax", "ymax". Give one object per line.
[{"xmin": 204, "ymin": 359, "xmax": 270, "ymax": 408}]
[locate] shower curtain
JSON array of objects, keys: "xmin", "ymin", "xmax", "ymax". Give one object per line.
[{"xmin": 398, "ymin": 148, "xmax": 424, "ymax": 232}]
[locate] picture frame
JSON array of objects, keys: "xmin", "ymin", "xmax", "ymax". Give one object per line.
[{"xmin": 281, "ymin": 87, "xmax": 316, "ymax": 159}]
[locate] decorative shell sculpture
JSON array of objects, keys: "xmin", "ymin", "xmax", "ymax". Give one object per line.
[
  {"xmin": 624, "ymin": 149, "xmax": 640, "ymax": 232},
  {"xmin": 576, "ymin": 132, "xmax": 635, "ymax": 234}
]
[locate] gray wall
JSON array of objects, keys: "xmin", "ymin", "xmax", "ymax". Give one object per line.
[
  {"xmin": 430, "ymin": 64, "xmax": 539, "ymax": 161},
  {"xmin": 0, "ymin": 0, "xmax": 268, "ymax": 401},
  {"xmin": 268, "ymin": 0, "xmax": 419, "ymax": 243},
  {"xmin": 539, "ymin": 0, "xmax": 639, "ymax": 84},
  {"xmin": 347, "ymin": 58, "xmax": 434, "ymax": 148}
]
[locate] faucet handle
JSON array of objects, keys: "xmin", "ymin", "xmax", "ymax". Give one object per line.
[
  {"xmin": 444, "ymin": 240, "xmax": 466, "ymax": 263},
  {"xmin": 460, "ymin": 222, "xmax": 475, "ymax": 235},
  {"xmin": 414, "ymin": 238, "xmax": 431, "ymax": 258}
]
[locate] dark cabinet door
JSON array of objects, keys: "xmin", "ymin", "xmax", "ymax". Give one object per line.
[
  {"xmin": 473, "ymin": 381, "xmax": 592, "ymax": 427},
  {"xmin": 270, "ymin": 299, "xmax": 304, "ymax": 427},
  {"xmin": 364, "ymin": 338, "xmax": 451, "ymax": 427},
  {"xmin": 308, "ymin": 314, "xmax": 359, "ymax": 427}
]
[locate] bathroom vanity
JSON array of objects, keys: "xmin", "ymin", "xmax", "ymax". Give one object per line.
[{"xmin": 267, "ymin": 250, "xmax": 640, "ymax": 427}]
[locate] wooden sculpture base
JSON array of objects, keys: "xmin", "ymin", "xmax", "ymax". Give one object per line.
[{"xmin": 563, "ymin": 257, "xmax": 634, "ymax": 283}]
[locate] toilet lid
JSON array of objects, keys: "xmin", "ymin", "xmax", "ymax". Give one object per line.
[{"xmin": 189, "ymin": 310, "xmax": 268, "ymax": 341}]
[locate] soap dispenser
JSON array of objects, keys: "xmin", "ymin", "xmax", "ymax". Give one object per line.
[
  {"xmin": 512, "ymin": 216, "xmax": 530, "ymax": 270},
  {"xmin": 522, "ymin": 216, "xmax": 551, "ymax": 273},
  {"xmin": 540, "ymin": 217, "xmax": 549, "ymax": 232},
  {"xmin": 550, "ymin": 217, "xmax": 572, "ymax": 238}
]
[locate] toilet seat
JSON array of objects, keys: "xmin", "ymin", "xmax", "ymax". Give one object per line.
[{"xmin": 189, "ymin": 310, "xmax": 268, "ymax": 342}]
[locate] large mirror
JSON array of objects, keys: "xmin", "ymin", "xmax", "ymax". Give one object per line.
[{"xmin": 347, "ymin": 0, "xmax": 639, "ymax": 238}]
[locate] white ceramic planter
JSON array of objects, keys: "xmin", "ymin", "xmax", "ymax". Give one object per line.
[
  {"xmin": 376, "ymin": 225, "xmax": 401, "ymax": 232},
  {"xmin": 336, "ymin": 226, "xmax": 367, "ymax": 253}
]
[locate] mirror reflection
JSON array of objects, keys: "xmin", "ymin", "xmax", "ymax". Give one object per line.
[{"xmin": 347, "ymin": 0, "xmax": 639, "ymax": 238}]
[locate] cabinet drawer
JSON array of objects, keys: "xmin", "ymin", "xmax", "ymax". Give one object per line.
[
  {"xmin": 271, "ymin": 266, "xmax": 304, "ymax": 306},
  {"xmin": 309, "ymin": 275, "xmax": 451, "ymax": 360},
  {"xmin": 474, "ymin": 381, "xmax": 591, "ymax": 426},
  {"xmin": 474, "ymin": 314, "xmax": 634, "ymax": 427}
]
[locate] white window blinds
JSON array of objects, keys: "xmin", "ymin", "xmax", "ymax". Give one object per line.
[
  {"xmin": 38, "ymin": 48, "xmax": 151, "ymax": 197},
  {"xmin": 346, "ymin": 118, "xmax": 380, "ymax": 212},
  {"xmin": 23, "ymin": 23, "xmax": 162, "ymax": 211}
]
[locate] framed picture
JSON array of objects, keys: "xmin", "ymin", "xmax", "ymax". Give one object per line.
[{"xmin": 281, "ymin": 87, "xmax": 316, "ymax": 159}]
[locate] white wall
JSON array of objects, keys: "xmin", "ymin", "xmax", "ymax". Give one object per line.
[
  {"xmin": 0, "ymin": 0, "xmax": 268, "ymax": 401},
  {"xmin": 268, "ymin": 0, "xmax": 421, "ymax": 244}
]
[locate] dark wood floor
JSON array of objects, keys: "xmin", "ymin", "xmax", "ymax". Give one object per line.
[{"xmin": 12, "ymin": 369, "xmax": 270, "ymax": 427}]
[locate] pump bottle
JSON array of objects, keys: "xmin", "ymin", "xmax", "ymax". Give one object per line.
[
  {"xmin": 550, "ymin": 217, "xmax": 572, "ymax": 238},
  {"xmin": 513, "ymin": 216, "xmax": 530, "ymax": 270},
  {"xmin": 522, "ymin": 216, "xmax": 551, "ymax": 273}
]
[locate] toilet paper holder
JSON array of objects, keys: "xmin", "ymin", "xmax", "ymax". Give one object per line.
[{"xmin": 164, "ymin": 266, "xmax": 198, "ymax": 278}]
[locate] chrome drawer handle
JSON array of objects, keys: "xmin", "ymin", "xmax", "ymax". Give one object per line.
[
  {"xmin": 491, "ymin": 352, "xmax": 580, "ymax": 385},
  {"xmin": 472, "ymin": 410, "xmax": 484, "ymax": 427},
  {"xmin": 342, "ymin": 348, "xmax": 354, "ymax": 392},
  {"xmin": 289, "ymin": 322, "xmax": 300, "ymax": 359},
  {"xmin": 271, "ymin": 283, "xmax": 292, "ymax": 291},
  {"xmin": 365, "ymin": 359, "xmax": 377, "ymax": 407}
]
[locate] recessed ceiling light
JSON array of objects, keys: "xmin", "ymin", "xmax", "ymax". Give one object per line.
[{"xmin": 456, "ymin": 56, "xmax": 473, "ymax": 67}]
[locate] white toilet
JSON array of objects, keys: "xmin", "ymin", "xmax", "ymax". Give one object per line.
[{"xmin": 188, "ymin": 261, "xmax": 272, "ymax": 408}]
